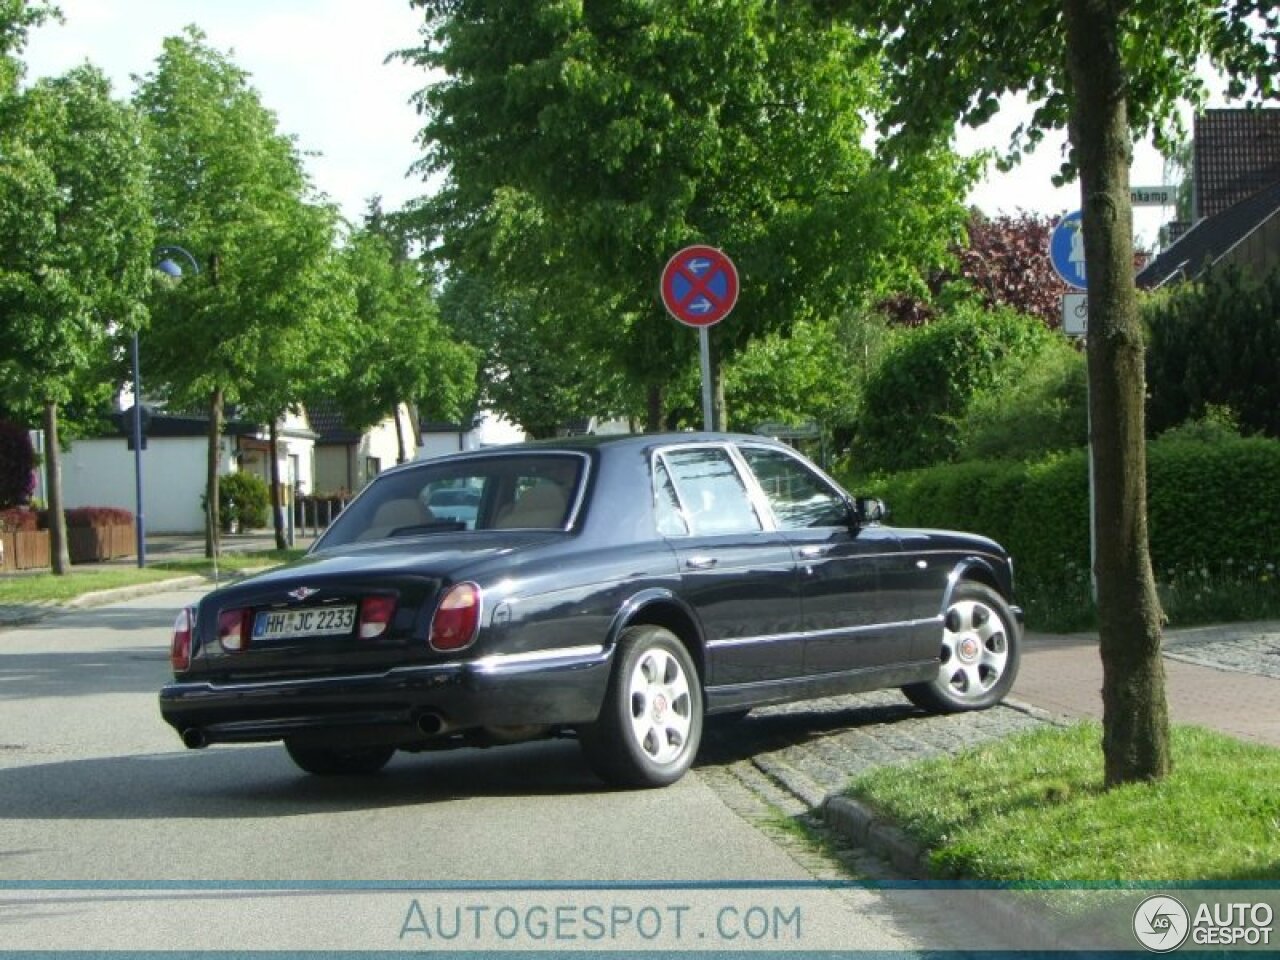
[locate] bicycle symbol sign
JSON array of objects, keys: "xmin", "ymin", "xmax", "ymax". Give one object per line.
[{"xmin": 660, "ymin": 245, "xmax": 739, "ymax": 328}]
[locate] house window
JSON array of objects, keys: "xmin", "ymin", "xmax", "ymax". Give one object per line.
[{"xmin": 365, "ymin": 457, "xmax": 381, "ymax": 485}]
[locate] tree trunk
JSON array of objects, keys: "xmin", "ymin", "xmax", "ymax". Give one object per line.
[
  {"xmin": 269, "ymin": 419, "xmax": 287, "ymax": 551},
  {"xmin": 42, "ymin": 402, "xmax": 71, "ymax": 575},
  {"xmin": 394, "ymin": 405, "xmax": 407, "ymax": 463},
  {"xmin": 205, "ymin": 386, "xmax": 223, "ymax": 559},
  {"xmin": 645, "ymin": 383, "xmax": 663, "ymax": 433},
  {"xmin": 711, "ymin": 328, "xmax": 726, "ymax": 431},
  {"xmin": 1063, "ymin": 0, "xmax": 1171, "ymax": 785}
]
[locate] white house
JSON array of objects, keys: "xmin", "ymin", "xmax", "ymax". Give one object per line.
[
  {"xmin": 59, "ymin": 410, "xmax": 317, "ymax": 534},
  {"xmin": 309, "ymin": 403, "xmax": 418, "ymax": 495},
  {"xmin": 419, "ymin": 411, "xmax": 526, "ymax": 460}
]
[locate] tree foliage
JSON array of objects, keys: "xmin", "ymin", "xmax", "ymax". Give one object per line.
[
  {"xmin": 402, "ymin": 0, "xmax": 976, "ymax": 426},
  {"xmin": 1144, "ymin": 265, "xmax": 1280, "ymax": 439},
  {"xmin": 135, "ymin": 27, "xmax": 338, "ymax": 555},
  {"xmin": 0, "ymin": 64, "xmax": 153, "ymax": 571},
  {"xmin": 830, "ymin": 0, "xmax": 1277, "ymax": 785},
  {"xmin": 325, "ymin": 227, "xmax": 477, "ymax": 440},
  {"xmin": 722, "ymin": 308, "xmax": 889, "ymax": 440},
  {"xmin": 0, "ymin": 0, "xmax": 56, "ymax": 96},
  {"xmin": 882, "ymin": 211, "xmax": 1071, "ymax": 329},
  {"xmin": 0, "ymin": 417, "xmax": 35, "ymax": 508}
]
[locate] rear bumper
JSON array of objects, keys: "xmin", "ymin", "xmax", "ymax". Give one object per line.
[{"xmin": 159, "ymin": 646, "xmax": 612, "ymax": 748}]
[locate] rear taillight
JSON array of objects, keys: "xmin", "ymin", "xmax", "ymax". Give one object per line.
[
  {"xmin": 429, "ymin": 582, "xmax": 482, "ymax": 652},
  {"xmin": 218, "ymin": 608, "xmax": 251, "ymax": 651},
  {"xmin": 359, "ymin": 595, "xmax": 397, "ymax": 639},
  {"xmin": 171, "ymin": 606, "xmax": 194, "ymax": 671}
]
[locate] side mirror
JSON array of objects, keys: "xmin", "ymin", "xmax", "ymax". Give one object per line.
[{"xmin": 852, "ymin": 497, "xmax": 887, "ymax": 525}]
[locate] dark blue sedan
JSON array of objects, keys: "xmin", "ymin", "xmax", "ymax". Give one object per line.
[{"xmin": 160, "ymin": 433, "xmax": 1021, "ymax": 788}]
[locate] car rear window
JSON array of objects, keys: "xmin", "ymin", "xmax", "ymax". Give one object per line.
[{"xmin": 315, "ymin": 453, "xmax": 586, "ymax": 547}]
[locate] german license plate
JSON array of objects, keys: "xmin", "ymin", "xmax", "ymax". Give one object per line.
[{"xmin": 252, "ymin": 605, "xmax": 357, "ymax": 640}]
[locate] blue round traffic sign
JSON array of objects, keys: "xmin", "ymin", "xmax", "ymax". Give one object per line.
[
  {"xmin": 1049, "ymin": 211, "xmax": 1087, "ymax": 289},
  {"xmin": 660, "ymin": 245, "xmax": 739, "ymax": 327}
]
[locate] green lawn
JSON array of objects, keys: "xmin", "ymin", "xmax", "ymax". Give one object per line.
[
  {"xmin": 847, "ymin": 722, "xmax": 1280, "ymax": 881},
  {"xmin": 0, "ymin": 550, "xmax": 304, "ymax": 605}
]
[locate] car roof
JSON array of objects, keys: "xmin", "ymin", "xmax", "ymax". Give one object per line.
[{"xmin": 413, "ymin": 431, "xmax": 787, "ymax": 462}]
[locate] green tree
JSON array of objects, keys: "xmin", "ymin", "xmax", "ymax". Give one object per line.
[
  {"xmin": 135, "ymin": 27, "xmax": 330, "ymax": 557},
  {"xmin": 404, "ymin": 0, "xmax": 974, "ymax": 428},
  {"xmin": 832, "ymin": 0, "xmax": 1277, "ymax": 784},
  {"xmin": 722, "ymin": 308, "xmax": 888, "ymax": 442},
  {"xmin": 0, "ymin": 65, "xmax": 153, "ymax": 573},
  {"xmin": 324, "ymin": 227, "xmax": 477, "ymax": 453},
  {"xmin": 440, "ymin": 271, "xmax": 635, "ymax": 438},
  {"xmin": 0, "ymin": 0, "xmax": 56, "ymax": 96},
  {"xmin": 229, "ymin": 201, "xmax": 354, "ymax": 549}
]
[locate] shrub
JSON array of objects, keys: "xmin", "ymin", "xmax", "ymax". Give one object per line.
[
  {"xmin": 1144, "ymin": 264, "xmax": 1280, "ymax": 439},
  {"xmin": 0, "ymin": 507, "xmax": 39, "ymax": 533},
  {"xmin": 0, "ymin": 419, "xmax": 36, "ymax": 509},
  {"xmin": 36, "ymin": 507, "xmax": 134, "ymax": 529},
  {"xmin": 956, "ymin": 342, "xmax": 1088, "ymax": 463},
  {"xmin": 852, "ymin": 304, "xmax": 1059, "ymax": 474},
  {"xmin": 852, "ymin": 435, "xmax": 1280, "ymax": 595},
  {"xmin": 219, "ymin": 471, "xmax": 271, "ymax": 532}
]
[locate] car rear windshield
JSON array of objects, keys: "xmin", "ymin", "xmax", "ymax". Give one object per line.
[{"xmin": 315, "ymin": 453, "xmax": 586, "ymax": 547}]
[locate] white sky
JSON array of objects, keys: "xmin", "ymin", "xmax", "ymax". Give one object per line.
[{"xmin": 24, "ymin": 1, "xmax": 1177, "ymax": 243}]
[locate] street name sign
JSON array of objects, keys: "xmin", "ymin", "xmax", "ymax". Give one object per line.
[{"xmin": 1130, "ymin": 185, "xmax": 1177, "ymax": 207}]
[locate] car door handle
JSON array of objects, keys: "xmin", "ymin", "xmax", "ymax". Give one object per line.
[
  {"xmin": 797, "ymin": 545, "xmax": 832, "ymax": 559},
  {"xmin": 684, "ymin": 556, "xmax": 718, "ymax": 570}
]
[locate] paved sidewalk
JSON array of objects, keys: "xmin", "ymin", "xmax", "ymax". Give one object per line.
[{"xmin": 1017, "ymin": 622, "xmax": 1280, "ymax": 747}]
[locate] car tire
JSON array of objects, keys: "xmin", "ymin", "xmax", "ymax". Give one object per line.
[
  {"xmin": 284, "ymin": 741, "xmax": 396, "ymax": 776},
  {"xmin": 580, "ymin": 625, "xmax": 703, "ymax": 789},
  {"xmin": 902, "ymin": 581, "xmax": 1020, "ymax": 714}
]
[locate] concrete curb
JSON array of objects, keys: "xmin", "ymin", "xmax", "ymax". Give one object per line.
[
  {"xmin": 0, "ymin": 568, "xmax": 277, "ymax": 629},
  {"xmin": 63, "ymin": 575, "xmax": 209, "ymax": 609},
  {"xmin": 819, "ymin": 777, "xmax": 1097, "ymax": 949}
]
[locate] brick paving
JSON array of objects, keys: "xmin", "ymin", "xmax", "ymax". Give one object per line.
[
  {"xmin": 697, "ymin": 619, "xmax": 1280, "ymax": 861},
  {"xmin": 1017, "ymin": 622, "xmax": 1280, "ymax": 748}
]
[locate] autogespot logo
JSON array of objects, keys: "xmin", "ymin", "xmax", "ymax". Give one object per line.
[{"xmin": 1134, "ymin": 895, "xmax": 1191, "ymax": 952}]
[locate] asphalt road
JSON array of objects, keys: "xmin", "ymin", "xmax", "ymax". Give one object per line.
[{"xmin": 0, "ymin": 587, "xmax": 935, "ymax": 952}]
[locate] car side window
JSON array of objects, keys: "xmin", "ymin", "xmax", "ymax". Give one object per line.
[
  {"xmin": 652, "ymin": 459, "xmax": 689, "ymax": 536},
  {"xmin": 662, "ymin": 447, "xmax": 762, "ymax": 536},
  {"xmin": 739, "ymin": 446, "xmax": 849, "ymax": 530}
]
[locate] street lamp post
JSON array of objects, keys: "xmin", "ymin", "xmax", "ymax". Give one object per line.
[{"xmin": 135, "ymin": 245, "xmax": 201, "ymax": 568}]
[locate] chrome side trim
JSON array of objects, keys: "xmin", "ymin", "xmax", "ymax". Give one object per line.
[
  {"xmin": 165, "ymin": 645, "xmax": 609, "ymax": 694},
  {"xmin": 471, "ymin": 644, "xmax": 606, "ymax": 672},
  {"xmin": 706, "ymin": 618, "xmax": 938, "ymax": 650}
]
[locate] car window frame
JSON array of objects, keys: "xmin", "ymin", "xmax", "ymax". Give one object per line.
[
  {"xmin": 310, "ymin": 449, "xmax": 594, "ymax": 551},
  {"xmin": 732, "ymin": 442, "xmax": 853, "ymax": 531},
  {"xmin": 650, "ymin": 442, "xmax": 776, "ymax": 539}
]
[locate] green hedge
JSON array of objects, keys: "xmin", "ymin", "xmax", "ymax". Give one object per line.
[{"xmin": 853, "ymin": 437, "xmax": 1280, "ymax": 588}]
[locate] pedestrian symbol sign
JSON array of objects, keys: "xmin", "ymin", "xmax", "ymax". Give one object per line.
[{"xmin": 1049, "ymin": 211, "xmax": 1087, "ymax": 289}]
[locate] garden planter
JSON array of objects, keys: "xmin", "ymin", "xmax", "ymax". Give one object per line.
[
  {"xmin": 0, "ymin": 529, "xmax": 51, "ymax": 572},
  {"xmin": 68, "ymin": 522, "xmax": 136, "ymax": 564}
]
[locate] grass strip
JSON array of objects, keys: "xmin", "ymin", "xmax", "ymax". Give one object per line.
[
  {"xmin": 0, "ymin": 549, "xmax": 304, "ymax": 605},
  {"xmin": 847, "ymin": 722, "xmax": 1280, "ymax": 882}
]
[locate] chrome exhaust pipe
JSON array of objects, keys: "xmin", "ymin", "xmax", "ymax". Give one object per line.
[
  {"xmin": 416, "ymin": 713, "xmax": 445, "ymax": 736},
  {"xmin": 181, "ymin": 728, "xmax": 208, "ymax": 749}
]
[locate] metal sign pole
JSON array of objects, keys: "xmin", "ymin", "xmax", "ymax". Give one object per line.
[{"xmin": 699, "ymin": 326, "xmax": 714, "ymax": 431}]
